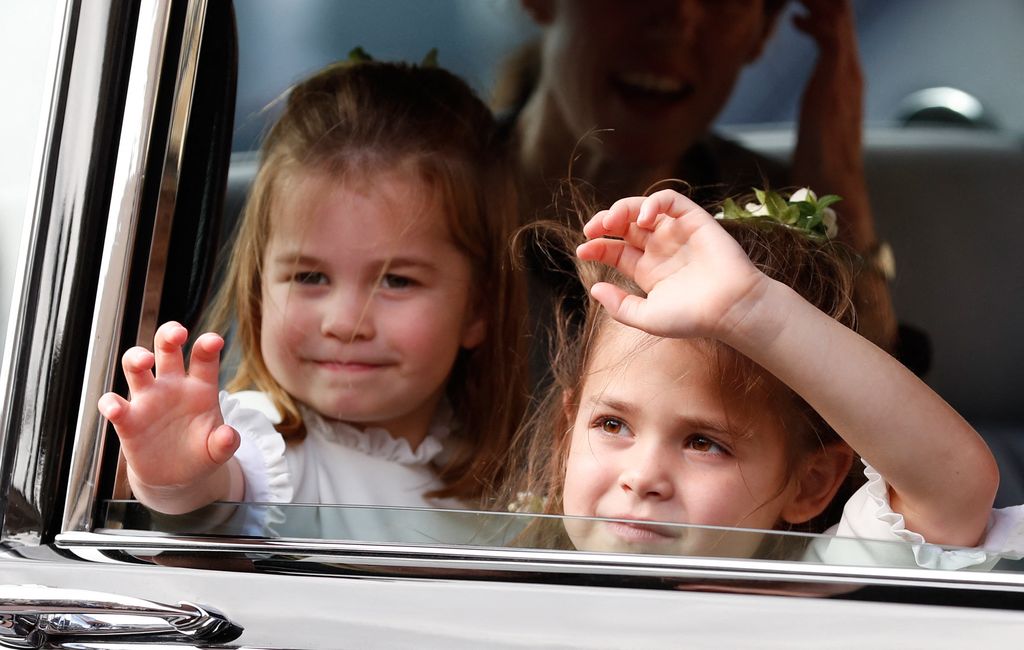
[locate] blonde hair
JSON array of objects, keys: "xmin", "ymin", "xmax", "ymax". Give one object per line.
[
  {"xmin": 205, "ymin": 61, "xmax": 528, "ymax": 503},
  {"xmin": 504, "ymin": 213, "xmax": 864, "ymax": 542}
]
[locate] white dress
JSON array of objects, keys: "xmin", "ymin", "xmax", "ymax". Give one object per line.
[
  {"xmin": 809, "ymin": 462, "xmax": 1024, "ymax": 570},
  {"xmin": 220, "ymin": 391, "xmax": 520, "ymax": 545}
]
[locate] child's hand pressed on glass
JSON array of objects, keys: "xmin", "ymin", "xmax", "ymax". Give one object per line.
[
  {"xmin": 578, "ymin": 189, "xmax": 767, "ymax": 342},
  {"xmin": 97, "ymin": 321, "xmax": 242, "ymax": 514}
]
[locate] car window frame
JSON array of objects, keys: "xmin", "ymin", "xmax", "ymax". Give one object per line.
[{"xmin": 20, "ymin": 0, "xmax": 1024, "ymax": 611}]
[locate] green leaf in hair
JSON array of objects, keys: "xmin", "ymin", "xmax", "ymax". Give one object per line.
[
  {"xmin": 713, "ymin": 187, "xmax": 842, "ymax": 239},
  {"xmin": 421, "ymin": 48, "xmax": 439, "ymax": 68},
  {"xmin": 347, "ymin": 46, "xmax": 374, "ymax": 63}
]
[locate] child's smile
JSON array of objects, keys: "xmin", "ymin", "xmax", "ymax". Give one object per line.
[
  {"xmin": 259, "ymin": 168, "xmax": 485, "ymax": 448},
  {"xmin": 562, "ymin": 321, "xmax": 803, "ymax": 557}
]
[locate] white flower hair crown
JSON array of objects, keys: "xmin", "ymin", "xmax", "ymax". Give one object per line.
[{"xmin": 714, "ymin": 187, "xmax": 841, "ymax": 240}]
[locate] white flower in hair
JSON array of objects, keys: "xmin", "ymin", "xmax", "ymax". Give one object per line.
[
  {"xmin": 788, "ymin": 187, "xmax": 816, "ymax": 203},
  {"xmin": 822, "ymin": 207, "xmax": 838, "ymax": 239},
  {"xmin": 714, "ymin": 187, "xmax": 842, "ymax": 240},
  {"xmin": 744, "ymin": 202, "xmax": 770, "ymax": 216}
]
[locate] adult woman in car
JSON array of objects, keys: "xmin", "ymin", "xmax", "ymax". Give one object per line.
[{"xmin": 496, "ymin": 0, "xmax": 897, "ymax": 352}]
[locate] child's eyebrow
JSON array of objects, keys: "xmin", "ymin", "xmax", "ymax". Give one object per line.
[
  {"xmin": 585, "ymin": 395, "xmax": 735, "ymax": 438},
  {"xmin": 265, "ymin": 253, "xmax": 438, "ymax": 272},
  {"xmin": 382, "ymin": 256, "xmax": 439, "ymax": 272},
  {"xmin": 269, "ymin": 252, "xmax": 323, "ymax": 267},
  {"xmin": 584, "ymin": 395, "xmax": 639, "ymax": 419}
]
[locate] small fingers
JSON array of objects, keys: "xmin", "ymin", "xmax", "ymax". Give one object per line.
[
  {"xmin": 121, "ymin": 346, "xmax": 155, "ymax": 394},
  {"xmin": 207, "ymin": 424, "xmax": 241, "ymax": 466},
  {"xmin": 98, "ymin": 392, "xmax": 131, "ymax": 426},
  {"xmin": 188, "ymin": 332, "xmax": 225, "ymax": 386},
  {"xmin": 576, "ymin": 238, "xmax": 642, "ymax": 278},
  {"xmin": 637, "ymin": 190, "xmax": 706, "ymax": 228},
  {"xmin": 153, "ymin": 321, "xmax": 188, "ymax": 378},
  {"xmin": 584, "ymin": 196, "xmax": 647, "ymax": 239},
  {"xmin": 590, "ymin": 283, "xmax": 647, "ymax": 331}
]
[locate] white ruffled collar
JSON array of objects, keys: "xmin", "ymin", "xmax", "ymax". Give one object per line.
[{"xmin": 298, "ymin": 402, "xmax": 452, "ymax": 466}]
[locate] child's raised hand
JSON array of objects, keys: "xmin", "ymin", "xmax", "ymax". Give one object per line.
[
  {"xmin": 577, "ymin": 189, "xmax": 767, "ymax": 341},
  {"xmin": 97, "ymin": 321, "xmax": 241, "ymax": 514}
]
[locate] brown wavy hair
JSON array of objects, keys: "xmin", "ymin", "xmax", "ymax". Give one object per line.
[
  {"xmin": 503, "ymin": 210, "xmax": 865, "ymax": 545},
  {"xmin": 204, "ymin": 60, "xmax": 528, "ymax": 503}
]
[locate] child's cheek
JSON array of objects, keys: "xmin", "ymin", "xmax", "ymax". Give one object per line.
[{"xmin": 562, "ymin": 432, "xmax": 605, "ymax": 518}]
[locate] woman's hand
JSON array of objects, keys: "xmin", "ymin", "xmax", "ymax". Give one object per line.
[
  {"xmin": 577, "ymin": 189, "xmax": 768, "ymax": 342},
  {"xmin": 791, "ymin": 0, "xmax": 874, "ymax": 252},
  {"xmin": 97, "ymin": 321, "xmax": 242, "ymax": 514}
]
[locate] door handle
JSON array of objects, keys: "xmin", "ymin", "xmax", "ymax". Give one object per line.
[{"xmin": 0, "ymin": 584, "xmax": 242, "ymax": 648}]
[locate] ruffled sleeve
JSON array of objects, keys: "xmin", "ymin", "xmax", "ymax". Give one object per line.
[
  {"xmin": 811, "ymin": 463, "xmax": 1024, "ymax": 570},
  {"xmin": 220, "ymin": 391, "xmax": 293, "ymax": 503},
  {"xmin": 299, "ymin": 404, "xmax": 449, "ymax": 466}
]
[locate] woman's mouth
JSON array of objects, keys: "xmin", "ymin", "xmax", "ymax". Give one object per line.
[{"xmin": 611, "ymin": 71, "xmax": 694, "ymax": 103}]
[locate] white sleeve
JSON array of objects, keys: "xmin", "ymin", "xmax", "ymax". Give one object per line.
[
  {"xmin": 220, "ymin": 391, "xmax": 294, "ymax": 504},
  {"xmin": 982, "ymin": 504, "xmax": 1024, "ymax": 560},
  {"xmin": 808, "ymin": 463, "xmax": 1012, "ymax": 571}
]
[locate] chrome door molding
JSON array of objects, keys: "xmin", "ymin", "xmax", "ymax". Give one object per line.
[
  {"xmin": 63, "ymin": 0, "xmax": 208, "ymax": 535},
  {"xmin": 55, "ymin": 531, "xmax": 1024, "ymax": 593}
]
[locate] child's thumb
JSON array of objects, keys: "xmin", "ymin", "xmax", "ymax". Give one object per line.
[{"xmin": 208, "ymin": 424, "xmax": 241, "ymax": 465}]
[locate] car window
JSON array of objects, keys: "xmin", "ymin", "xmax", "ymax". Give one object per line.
[
  {"xmin": 84, "ymin": 0, "xmax": 1024, "ymax": 579},
  {"xmin": 99, "ymin": 500, "xmax": 1024, "ymax": 573},
  {"xmin": 0, "ymin": 0, "xmax": 61, "ymax": 347}
]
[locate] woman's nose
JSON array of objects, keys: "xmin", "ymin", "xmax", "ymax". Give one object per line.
[
  {"xmin": 320, "ymin": 286, "xmax": 375, "ymax": 341},
  {"xmin": 618, "ymin": 443, "xmax": 675, "ymax": 500},
  {"xmin": 643, "ymin": 0, "xmax": 703, "ymax": 46}
]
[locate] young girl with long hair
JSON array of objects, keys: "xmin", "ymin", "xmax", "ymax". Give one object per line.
[
  {"xmin": 506, "ymin": 188, "xmax": 1022, "ymax": 568},
  {"xmin": 98, "ymin": 59, "xmax": 528, "ymax": 525}
]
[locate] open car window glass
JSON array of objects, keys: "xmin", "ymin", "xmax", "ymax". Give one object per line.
[
  {"xmin": 85, "ymin": 0, "xmax": 1024, "ymax": 579},
  {"xmin": 100, "ymin": 501, "xmax": 1024, "ymax": 574}
]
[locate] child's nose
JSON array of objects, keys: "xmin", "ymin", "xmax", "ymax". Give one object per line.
[
  {"xmin": 618, "ymin": 443, "xmax": 675, "ymax": 500},
  {"xmin": 321, "ymin": 287, "xmax": 375, "ymax": 340}
]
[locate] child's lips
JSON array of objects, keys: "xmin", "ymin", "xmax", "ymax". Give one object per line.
[
  {"xmin": 602, "ymin": 516, "xmax": 682, "ymax": 541},
  {"xmin": 312, "ymin": 358, "xmax": 388, "ymax": 372}
]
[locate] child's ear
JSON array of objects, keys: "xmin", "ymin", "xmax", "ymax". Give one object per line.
[
  {"xmin": 780, "ymin": 444, "xmax": 855, "ymax": 525},
  {"xmin": 460, "ymin": 315, "xmax": 487, "ymax": 350},
  {"xmin": 521, "ymin": 0, "xmax": 555, "ymax": 25}
]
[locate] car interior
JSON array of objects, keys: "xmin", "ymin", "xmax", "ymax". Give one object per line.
[{"xmin": 26, "ymin": 0, "xmax": 1024, "ymax": 566}]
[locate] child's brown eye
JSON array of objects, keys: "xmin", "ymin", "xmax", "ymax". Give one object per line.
[
  {"xmin": 687, "ymin": 435, "xmax": 727, "ymax": 455},
  {"xmin": 293, "ymin": 271, "xmax": 327, "ymax": 285},
  {"xmin": 381, "ymin": 273, "xmax": 413, "ymax": 289},
  {"xmin": 593, "ymin": 417, "xmax": 629, "ymax": 436}
]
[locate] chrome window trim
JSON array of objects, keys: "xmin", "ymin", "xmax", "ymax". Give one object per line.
[
  {"xmin": 137, "ymin": 0, "xmax": 209, "ymax": 345},
  {"xmin": 62, "ymin": 0, "xmax": 208, "ymax": 534},
  {"xmin": 56, "ymin": 531, "xmax": 1024, "ymax": 592},
  {"xmin": 0, "ymin": 0, "xmax": 73, "ymax": 477}
]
